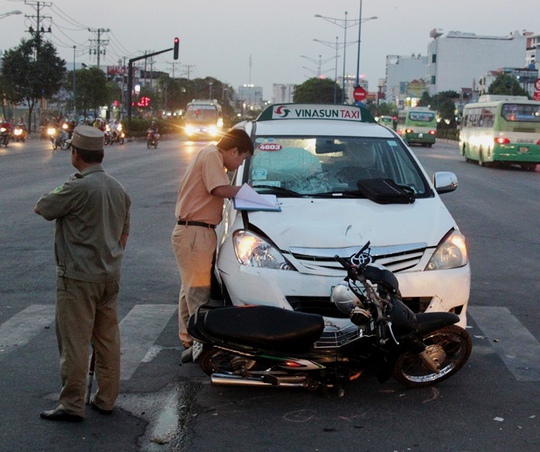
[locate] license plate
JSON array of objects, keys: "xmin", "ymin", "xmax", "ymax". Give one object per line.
[{"xmin": 519, "ymin": 146, "xmax": 528, "ymax": 154}]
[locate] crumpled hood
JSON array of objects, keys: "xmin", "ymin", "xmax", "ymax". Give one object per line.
[{"xmin": 243, "ymin": 197, "xmax": 456, "ymax": 250}]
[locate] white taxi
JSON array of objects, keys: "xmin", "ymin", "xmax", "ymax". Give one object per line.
[{"xmin": 214, "ymin": 104, "xmax": 469, "ymax": 327}]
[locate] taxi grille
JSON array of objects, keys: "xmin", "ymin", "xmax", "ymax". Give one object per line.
[
  {"xmin": 288, "ymin": 243, "xmax": 427, "ymax": 273},
  {"xmin": 288, "ymin": 295, "xmax": 432, "ymax": 318}
]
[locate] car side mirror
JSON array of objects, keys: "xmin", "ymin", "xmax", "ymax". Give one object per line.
[{"xmin": 433, "ymin": 171, "xmax": 458, "ymax": 194}]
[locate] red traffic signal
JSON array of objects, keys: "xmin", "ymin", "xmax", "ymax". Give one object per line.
[{"xmin": 173, "ymin": 37, "xmax": 180, "ymax": 60}]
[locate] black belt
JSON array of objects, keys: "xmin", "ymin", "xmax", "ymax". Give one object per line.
[{"xmin": 177, "ymin": 220, "xmax": 215, "ymax": 229}]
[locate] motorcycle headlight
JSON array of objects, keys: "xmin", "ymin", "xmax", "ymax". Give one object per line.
[
  {"xmin": 0, "ymin": 127, "xmax": 6, "ymax": 133},
  {"xmin": 233, "ymin": 230, "xmax": 294, "ymax": 270},
  {"xmin": 426, "ymin": 230, "xmax": 468, "ymax": 270},
  {"xmin": 47, "ymin": 127, "xmax": 56, "ymax": 136}
]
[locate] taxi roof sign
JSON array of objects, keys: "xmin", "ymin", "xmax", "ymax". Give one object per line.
[{"xmin": 256, "ymin": 103, "xmax": 376, "ymax": 123}]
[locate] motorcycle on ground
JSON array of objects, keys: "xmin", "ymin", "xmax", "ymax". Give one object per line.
[{"xmin": 188, "ymin": 242, "xmax": 472, "ymax": 396}]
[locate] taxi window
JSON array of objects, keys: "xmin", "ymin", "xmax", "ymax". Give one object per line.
[{"xmin": 248, "ymin": 137, "xmax": 429, "ymax": 197}]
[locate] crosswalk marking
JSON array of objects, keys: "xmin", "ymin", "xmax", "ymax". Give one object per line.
[
  {"xmin": 0, "ymin": 303, "xmax": 179, "ymax": 381},
  {"xmin": 119, "ymin": 304, "xmax": 178, "ymax": 380},
  {"xmin": 2, "ymin": 304, "xmax": 539, "ymax": 383},
  {"xmin": 0, "ymin": 305, "xmax": 55, "ymax": 361},
  {"xmin": 468, "ymin": 306, "xmax": 540, "ymax": 381}
]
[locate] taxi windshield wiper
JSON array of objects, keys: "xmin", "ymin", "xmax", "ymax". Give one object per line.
[
  {"xmin": 311, "ymin": 190, "xmax": 367, "ymax": 198},
  {"xmin": 254, "ymin": 185, "xmax": 301, "ymax": 197}
]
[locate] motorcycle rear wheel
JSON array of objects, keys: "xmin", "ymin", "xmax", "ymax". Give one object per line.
[{"xmin": 392, "ymin": 325, "xmax": 472, "ymax": 388}]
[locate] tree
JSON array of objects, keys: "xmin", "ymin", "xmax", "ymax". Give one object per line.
[
  {"xmin": 64, "ymin": 67, "xmax": 115, "ymax": 117},
  {"xmin": 417, "ymin": 90, "xmax": 459, "ymax": 127},
  {"xmin": 1, "ymin": 38, "xmax": 65, "ymax": 131},
  {"xmin": 488, "ymin": 73, "xmax": 529, "ymax": 97},
  {"xmin": 293, "ymin": 77, "xmax": 342, "ymax": 104}
]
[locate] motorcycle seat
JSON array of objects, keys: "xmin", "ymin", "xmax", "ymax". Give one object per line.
[{"xmin": 201, "ymin": 305, "xmax": 324, "ymax": 353}]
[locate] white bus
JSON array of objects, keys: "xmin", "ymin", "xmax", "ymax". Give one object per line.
[
  {"xmin": 184, "ymin": 99, "xmax": 224, "ymax": 139},
  {"xmin": 459, "ymin": 95, "xmax": 540, "ymax": 171}
]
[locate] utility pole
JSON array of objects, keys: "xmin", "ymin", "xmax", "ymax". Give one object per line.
[
  {"xmin": 184, "ymin": 64, "xmax": 195, "ymax": 80},
  {"xmin": 24, "ymin": 1, "xmax": 52, "ymax": 52},
  {"xmin": 88, "ymin": 28, "xmax": 110, "ymax": 70},
  {"xmin": 24, "ymin": 1, "xmax": 52, "ymax": 130},
  {"xmin": 168, "ymin": 62, "xmax": 181, "ymax": 78}
]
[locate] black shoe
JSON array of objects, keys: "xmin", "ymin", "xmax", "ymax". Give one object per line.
[
  {"xmin": 90, "ymin": 400, "xmax": 113, "ymax": 415},
  {"xmin": 181, "ymin": 346, "xmax": 193, "ymax": 363},
  {"xmin": 40, "ymin": 408, "xmax": 83, "ymax": 422}
]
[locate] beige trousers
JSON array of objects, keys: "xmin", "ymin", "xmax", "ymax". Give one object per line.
[
  {"xmin": 55, "ymin": 277, "xmax": 121, "ymax": 416},
  {"xmin": 171, "ymin": 224, "xmax": 216, "ymax": 345}
]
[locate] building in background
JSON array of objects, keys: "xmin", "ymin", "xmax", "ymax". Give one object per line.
[
  {"xmin": 237, "ymin": 84, "xmax": 264, "ymax": 113},
  {"xmin": 526, "ymin": 33, "xmax": 540, "ymax": 71},
  {"xmin": 427, "ymin": 29, "xmax": 529, "ymax": 96},
  {"xmin": 384, "ymin": 54, "xmax": 428, "ymax": 105},
  {"xmin": 272, "ymin": 84, "xmax": 295, "ymax": 104}
]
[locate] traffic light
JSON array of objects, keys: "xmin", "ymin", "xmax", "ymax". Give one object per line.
[{"xmin": 173, "ymin": 37, "xmax": 180, "ymax": 60}]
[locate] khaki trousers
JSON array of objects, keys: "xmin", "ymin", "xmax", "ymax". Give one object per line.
[
  {"xmin": 171, "ymin": 224, "xmax": 216, "ymax": 345},
  {"xmin": 55, "ymin": 277, "xmax": 121, "ymax": 416}
]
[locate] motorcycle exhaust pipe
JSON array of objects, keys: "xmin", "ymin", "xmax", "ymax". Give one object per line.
[{"xmin": 211, "ymin": 373, "xmax": 306, "ymax": 388}]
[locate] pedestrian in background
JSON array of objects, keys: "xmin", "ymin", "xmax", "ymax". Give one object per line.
[
  {"xmin": 171, "ymin": 128, "xmax": 254, "ymax": 363},
  {"xmin": 35, "ymin": 125, "xmax": 131, "ymax": 422}
]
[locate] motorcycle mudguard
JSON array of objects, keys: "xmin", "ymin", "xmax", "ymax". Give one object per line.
[{"xmin": 415, "ymin": 312, "xmax": 459, "ymax": 335}]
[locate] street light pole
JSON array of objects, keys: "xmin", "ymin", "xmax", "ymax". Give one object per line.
[
  {"xmin": 355, "ymin": 1, "xmax": 377, "ymax": 88},
  {"xmin": 301, "ymin": 54, "xmax": 336, "ymax": 78},
  {"xmin": 313, "ymin": 37, "xmax": 343, "ymax": 104},
  {"xmin": 315, "ymin": 6, "xmax": 377, "ymax": 103},
  {"xmin": 73, "ymin": 46, "xmax": 76, "ymax": 117},
  {"xmin": 0, "ymin": 10, "xmax": 22, "ymax": 20}
]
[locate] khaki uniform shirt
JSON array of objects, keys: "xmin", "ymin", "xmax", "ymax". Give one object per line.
[
  {"xmin": 36, "ymin": 164, "xmax": 131, "ymax": 282},
  {"xmin": 174, "ymin": 145, "xmax": 229, "ymax": 225}
]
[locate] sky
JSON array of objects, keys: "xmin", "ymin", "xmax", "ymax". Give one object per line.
[{"xmin": 1, "ymin": 0, "xmax": 539, "ymax": 99}]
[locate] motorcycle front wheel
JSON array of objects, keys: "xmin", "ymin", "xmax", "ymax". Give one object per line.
[
  {"xmin": 392, "ymin": 325, "xmax": 472, "ymax": 388},
  {"xmin": 60, "ymin": 140, "xmax": 70, "ymax": 150}
]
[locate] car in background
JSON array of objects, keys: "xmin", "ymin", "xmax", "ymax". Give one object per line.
[
  {"xmin": 213, "ymin": 103, "xmax": 470, "ymax": 327},
  {"xmin": 376, "ymin": 115, "xmax": 395, "ymax": 129}
]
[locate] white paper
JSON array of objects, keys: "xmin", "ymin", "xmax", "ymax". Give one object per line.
[{"xmin": 233, "ymin": 183, "xmax": 281, "ymax": 211}]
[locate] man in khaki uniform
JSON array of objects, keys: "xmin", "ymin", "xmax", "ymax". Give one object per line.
[
  {"xmin": 172, "ymin": 128, "xmax": 253, "ymax": 363},
  {"xmin": 35, "ymin": 125, "xmax": 131, "ymax": 422}
]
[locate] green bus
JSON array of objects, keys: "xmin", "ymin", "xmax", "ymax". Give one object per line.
[
  {"xmin": 396, "ymin": 107, "xmax": 437, "ymax": 147},
  {"xmin": 459, "ymin": 95, "xmax": 540, "ymax": 171}
]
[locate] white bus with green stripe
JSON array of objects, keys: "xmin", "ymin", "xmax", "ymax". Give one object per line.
[{"xmin": 459, "ymin": 95, "xmax": 540, "ymax": 171}]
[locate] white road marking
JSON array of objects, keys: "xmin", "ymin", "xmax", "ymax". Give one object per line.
[
  {"xmin": 469, "ymin": 306, "xmax": 540, "ymax": 381},
  {"xmin": 119, "ymin": 304, "xmax": 178, "ymax": 380},
  {"xmin": 0, "ymin": 305, "xmax": 55, "ymax": 360}
]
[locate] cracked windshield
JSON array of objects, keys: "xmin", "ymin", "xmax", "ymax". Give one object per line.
[{"xmin": 249, "ymin": 136, "xmax": 429, "ymax": 196}]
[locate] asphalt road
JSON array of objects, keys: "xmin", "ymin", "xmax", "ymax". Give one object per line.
[{"xmin": 1, "ymin": 136, "xmax": 539, "ymax": 451}]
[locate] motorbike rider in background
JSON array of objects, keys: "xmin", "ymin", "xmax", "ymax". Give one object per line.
[
  {"xmin": 146, "ymin": 120, "xmax": 160, "ymax": 147},
  {"xmin": 1, "ymin": 117, "xmax": 12, "ymax": 145}
]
